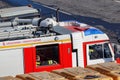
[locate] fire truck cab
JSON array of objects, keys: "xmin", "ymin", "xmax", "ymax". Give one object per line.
[{"xmin": 0, "ymin": 18, "xmax": 114, "ymax": 77}]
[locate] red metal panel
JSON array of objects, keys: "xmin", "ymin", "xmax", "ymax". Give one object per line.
[
  {"xmin": 116, "ymin": 58, "xmax": 120, "ymax": 63},
  {"xmin": 64, "ymin": 26, "xmax": 88, "ymax": 32},
  {"xmin": 24, "ymin": 47, "xmax": 35, "ymax": 73},
  {"xmin": 59, "ymin": 43, "xmax": 72, "ymax": 67},
  {"xmin": 34, "ymin": 64, "xmax": 63, "ymax": 72},
  {"xmin": 83, "ymin": 43, "xmax": 87, "ymax": 67}
]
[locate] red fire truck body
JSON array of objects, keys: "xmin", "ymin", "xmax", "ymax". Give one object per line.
[{"xmin": 0, "ymin": 18, "xmax": 114, "ymax": 77}]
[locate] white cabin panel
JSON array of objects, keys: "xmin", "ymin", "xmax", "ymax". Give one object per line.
[
  {"xmin": 72, "ymin": 32, "xmax": 83, "ymax": 49},
  {"xmin": 83, "ymin": 34, "xmax": 109, "ymax": 42},
  {"xmin": 0, "ymin": 42, "xmax": 3, "ymax": 46},
  {"xmin": 77, "ymin": 47, "xmax": 84, "ymax": 67},
  {"xmin": 72, "ymin": 32, "xmax": 84, "ymax": 67},
  {"xmin": 72, "ymin": 52, "xmax": 77, "ymax": 67},
  {"xmin": 0, "ymin": 48, "xmax": 24, "ymax": 77}
]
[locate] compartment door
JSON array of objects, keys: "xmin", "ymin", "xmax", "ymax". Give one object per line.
[{"xmin": 0, "ymin": 48, "xmax": 24, "ymax": 76}]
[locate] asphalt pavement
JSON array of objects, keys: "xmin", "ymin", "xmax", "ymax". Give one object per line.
[{"xmin": 32, "ymin": 0, "xmax": 120, "ymax": 43}]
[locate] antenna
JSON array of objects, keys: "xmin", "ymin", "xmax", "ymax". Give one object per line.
[{"xmin": 56, "ymin": 8, "xmax": 60, "ymax": 22}]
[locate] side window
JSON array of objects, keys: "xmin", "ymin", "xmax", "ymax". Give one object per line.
[
  {"xmin": 89, "ymin": 44, "xmax": 103, "ymax": 60},
  {"xmin": 89, "ymin": 43, "xmax": 112, "ymax": 60},
  {"xmin": 36, "ymin": 44, "xmax": 59, "ymax": 67},
  {"xmin": 104, "ymin": 43, "xmax": 112, "ymax": 58}
]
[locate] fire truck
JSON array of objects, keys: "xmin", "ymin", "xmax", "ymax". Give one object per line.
[{"xmin": 0, "ymin": 17, "xmax": 115, "ymax": 77}]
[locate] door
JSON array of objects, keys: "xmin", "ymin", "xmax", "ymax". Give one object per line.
[
  {"xmin": 0, "ymin": 48, "xmax": 24, "ymax": 77},
  {"xmin": 24, "ymin": 43, "xmax": 72, "ymax": 73},
  {"xmin": 34, "ymin": 43, "xmax": 72, "ymax": 72}
]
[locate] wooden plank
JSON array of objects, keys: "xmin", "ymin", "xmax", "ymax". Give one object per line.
[
  {"xmin": 16, "ymin": 74, "xmax": 39, "ymax": 80},
  {"xmin": 105, "ymin": 72, "xmax": 120, "ymax": 80},
  {"xmin": 87, "ymin": 62, "xmax": 120, "ymax": 73},
  {"xmin": 52, "ymin": 67, "xmax": 100, "ymax": 80},
  {"xmin": 64, "ymin": 67, "xmax": 99, "ymax": 75},
  {"xmin": 86, "ymin": 64, "xmax": 100, "ymax": 70},
  {"xmin": 97, "ymin": 62, "xmax": 120, "ymax": 73},
  {"xmin": 87, "ymin": 62, "xmax": 120, "ymax": 80},
  {"xmin": 29, "ymin": 71, "xmax": 67, "ymax": 80},
  {"xmin": 16, "ymin": 71, "xmax": 67, "ymax": 80},
  {"xmin": 74, "ymin": 74, "xmax": 113, "ymax": 80},
  {"xmin": 0, "ymin": 76, "xmax": 22, "ymax": 80}
]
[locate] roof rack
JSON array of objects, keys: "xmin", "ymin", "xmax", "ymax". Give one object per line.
[{"xmin": 0, "ymin": 6, "xmax": 40, "ymax": 21}]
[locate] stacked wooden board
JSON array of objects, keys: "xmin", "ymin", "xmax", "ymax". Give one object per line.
[
  {"xmin": 52, "ymin": 67, "xmax": 112, "ymax": 80},
  {"xmin": 87, "ymin": 62, "xmax": 120, "ymax": 80},
  {"xmin": 0, "ymin": 71, "xmax": 68, "ymax": 80},
  {"xmin": 1, "ymin": 63, "xmax": 120, "ymax": 80},
  {"xmin": 16, "ymin": 71, "xmax": 68, "ymax": 80}
]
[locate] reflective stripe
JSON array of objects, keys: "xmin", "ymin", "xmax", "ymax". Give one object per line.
[
  {"xmin": 36, "ymin": 62, "xmax": 40, "ymax": 65},
  {"xmin": 89, "ymin": 49, "xmax": 94, "ymax": 52},
  {"xmin": 48, "ymin": 60, "xmax": 53, "ymax": 64}
]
